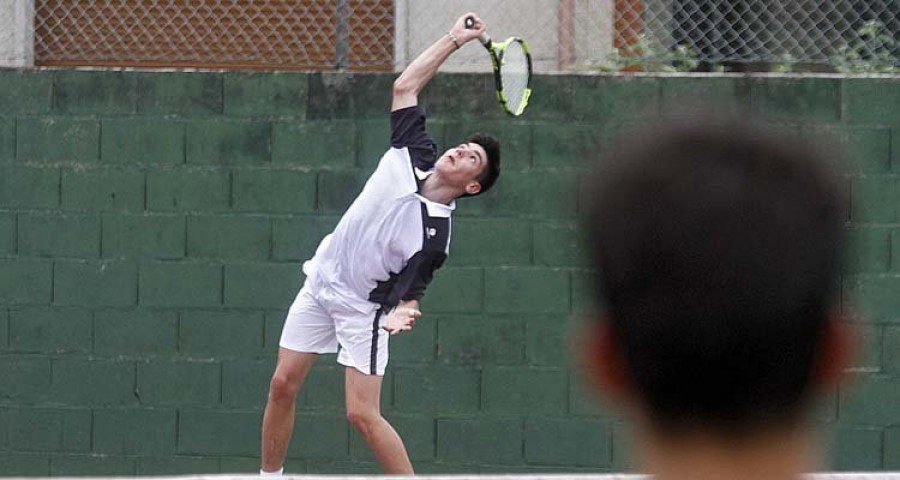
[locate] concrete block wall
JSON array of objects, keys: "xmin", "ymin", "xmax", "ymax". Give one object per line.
[{"xmin": 0, "ymin": 69, "xmax": 898, "ymax": 475}]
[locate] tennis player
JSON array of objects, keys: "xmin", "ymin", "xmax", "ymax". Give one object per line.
[
  {"xmin": 582, "ymin": 119, "xmax": 853, "ymax": 480},
  {"xmin": 260, "ymin": 13, "xmax": 499, "ymax": 475}
]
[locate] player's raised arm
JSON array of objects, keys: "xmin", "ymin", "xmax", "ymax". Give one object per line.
[{"xmin": 391, "ymin": 13, "xmax": 486, "ymax": 111}]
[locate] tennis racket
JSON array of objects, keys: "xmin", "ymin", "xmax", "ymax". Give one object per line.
[{"xmin": 465, "ymin": 16, "xmax": 533, "ymax": 117}]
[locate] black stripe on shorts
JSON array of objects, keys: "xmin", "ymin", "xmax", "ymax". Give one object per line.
[{"xmin": 369, "ymin": 308, "xmax": 384, "ymax": 375}]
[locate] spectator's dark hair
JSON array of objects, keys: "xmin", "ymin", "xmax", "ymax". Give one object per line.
[
  {"xmin": 463, "ymin": 133, "xmax": 500, "ymax": 197},
  {"xmin": 584, "ymin": 118, "xmax": 845, "ymax": 436}
]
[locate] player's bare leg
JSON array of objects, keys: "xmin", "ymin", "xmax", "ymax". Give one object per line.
[
  {"xmin": 345, "ymin": 367, "xmax": 414, "ymax": 475},
  {"xmin": 260, "ymin": 348, "xmax": 319, "ymax": 473}
]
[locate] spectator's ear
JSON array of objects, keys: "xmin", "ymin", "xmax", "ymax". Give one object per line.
[
  {"xmin": 813, "ymin": 311, "xmax": 856, "ymax": 392},
  {"xmin": 581, "ymin": 318, "xmax": 633, "ymax": 405}
]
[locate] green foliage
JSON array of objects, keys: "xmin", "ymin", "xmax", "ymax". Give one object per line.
[
  {"xmin": 596, "ymin": 34, "xmax": 700, "ymax": 73},
  {"xmin": 831, "ymin": 20, "xmax": 899, "ymax": 74}
]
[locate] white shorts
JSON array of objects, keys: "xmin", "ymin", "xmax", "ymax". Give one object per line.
[{"xmin": 279, "ymin": 279, "xmax": 390, "ymax": 376}]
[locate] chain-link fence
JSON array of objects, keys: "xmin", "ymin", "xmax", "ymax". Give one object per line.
[{"xmin": 1, "ymin": 0, "xmax": 897, "ymax": 72}]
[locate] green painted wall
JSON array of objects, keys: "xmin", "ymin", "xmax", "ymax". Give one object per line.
[{"xmin": 0, "ymin": 70, "xmax": 898, "ymax": 475}]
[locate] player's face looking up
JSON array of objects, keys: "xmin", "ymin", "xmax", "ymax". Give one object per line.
[{"xmin": 436, "ymin": 142, "xmax": 488, "ymax": 195}]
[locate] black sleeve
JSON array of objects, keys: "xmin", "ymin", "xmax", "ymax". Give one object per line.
[
  {"xmin": 391, "ymin": 105, "xmax": 438, "ymax": 170},
  {"xmin": 400, "ymin": 251, "xmax": 446, "ymax": 302}
]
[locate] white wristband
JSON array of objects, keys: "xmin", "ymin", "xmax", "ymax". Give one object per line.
[{"xmin": 447, "ymin": 32, "xmax": 461, "ymax": 49}]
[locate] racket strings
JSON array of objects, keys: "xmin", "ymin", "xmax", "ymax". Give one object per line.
[{"xmin": 500, "ymin": 41, "xmax": 529, "ymax": 114}]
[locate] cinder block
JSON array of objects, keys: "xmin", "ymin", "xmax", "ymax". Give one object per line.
[
  {"xmin": 829, "ymin": 427, "xmax": 884, "ymax": 471},
  {"xmin": 886, "ymin": 426, "xmax": 900, "ymax": 469},
  {"xmin": 419, "ymin": 267, "xmax": 483, "ymax": 313},
  {"xmin": 17, "ymin": 213, "xmax": 100, "ymax": 258},
  {"xmin": 9, "ymin": 306, "xmax": 92, "ymax": 354},
  {"xmin": 660, "ymin": 77, "xmax": 749, "ymax": 117},
  {"xmin": 0, "ymin": 166, "xmax": 60, "ymax": 209},
  {"xmin": 885, "ymin": 326, "xmax": 900, "ymax": 374},
  {"xmin": 0, "ymin": 356, "xmax": 50, "ymax": 403},
  {"xmin": 180, "ymin": 310, "xmax": 265, "ymax": 358},
  {"xmin": 136, "ymin": 456, "xmax": 219, "ymax": 475},
  {"xmin": 484, "ymin": 267, "xmax": 570, "ymax": 314},
  {"xmin": 187, "ymin": 215, "xmax": 271, "ymax": 260},
  {"xmin": 147, "ymin": 169, "xmax": 230, "ymax": 212},
  {"xmin": 137, "ymin": 361, "xmax": 221, "ymax": 406},
  {"xmin": 489, "ymin": 171, "xmax": 579, "ymax": 218},
  {"xmin": 525, "ymin": 417, "xmax": 611, "ymax": 466},
  {"xmin": 223, "ymin": 263, "xmax": 299, "ymax": 309},
  {"xmin": 0, "ymin": 70, "xmax": 53, "ymax": 114},
  {"xmin": 0, "ymin": 212, "xmax": 13, "ymax": 254},
  {"xmin": 232, "ymin": 170, "xmax": 316, "ymax": 213},
  {"xmin": 357, "ymin": 120, "xmax": 391, "ymax": 170},
  {"xmin": 0, "ymin": 116, "xmax": 14, "ymax": 162},
  {"xmin": 289, "ymin": 412, "xmax": 349, "ymax": 460},
  {"xmin": 101, "ymin": 118, "xmax": 185, "ymax": 165},
  {"xmin": 839, "ymin": 374, "xmax": 900, "ymax": 424},
  {"xmin": 749, "ymin": 77, "xmax": 841, "ymax": 122},
  {"xmin": 572, "ymin": 76, "xmax": 660, "ymax": 123},
  {"xmin": 137, "ymin": 72, "xmax": 223, "ymax": 116},
  {"xmin": 445, "ymin": 121, "xmax": 532, "ymax": 172},
  {"xmin": 61, "ymin": 167, "xmax": 144, "ymax": 212},
  {"xmin": 347, "ymin": 74, "xmax": 394, "ymax": 119},
  {"xmin": 186, "ymin": 119, "xmax": 270, "ymax": 165},
  {"xmin": 0, "ymin": 259, "xmax": 52, "ymax": 305},
  {"xmin": 220, "ymin": 456, "xmax": 278, "ymax": 474},
  {"xmin": 50, "ymin": 358, "xmax": 135, "ymax": 406},
  {"xmin": 533, "ymin": 220, "xmax": 587, "ymax": 267},
  {"xmin": 102, "ymin": 214, "xmax": 185, "ymax": 260},
  {"xmin": 392, "ymin": 366, "xmax": 480, "ymax": 413},
  {"xmin": 449, "ymin": 218, "xmax": 531, "ymax": 266},
  {"xmin": 436, "ymin": 416, "xmax": 523, "ymax": 465},
  {"xmin": 93, "ymin": 408, "xmax": 177, "ymax": 455},
  {"xmin": 224, "ymin": 72, "xmax": 308, "ymax": 117},
  {"xmin": 305, "ymin": 73, "xmax": 353, "ymax": 120},
  {"xmin": 3, "ymin": 407, "xmax": 90, "ymax": 453},
  {"xmin": 297, "ymin": 364, "xmax": 344, "ymax": 411},
  {"xmin": 848, "ymin": 323, "xmax": 883, "ymax": 371},
  {"xmin": 389, "ymin": 314, "xmax": 436, "ymax": 365},
  {"xmin": 0, "ymin": 453, "xmax": 50, "ymax": 476},
  {"xmin": 437, "ymin": 315, "xmax": 524, "ymax": 366},
  {"xmin": 94, "ymin": 309, "xmax": 178, "ymax": 357},
  {"xmin": 526, "ymin": 75, "xmax": 576, "ymax": 121},
  {"xmin": 316, "ymin": 170, "xmax": 368, "ymax": 213},
  {"xmin": 843, "ymin": 275, "xmax": 900, "ymax": 322},
  {"xmin": 272, "ymin": 121, "xmax": 356, "ymax": 167},
  {"xmin": 572, "ymin": 271, "xmax": 600, "ymax": 316},
  {"xmin": 177, "ymin": 409, "xmax": 261, "ymax": 455},
  {"xmin": 804, "ymin": 126, "xmax": 891, "ymax": 174},
  {"xmin": 272, "ymin": 215, "xmax": 339, "ymax": 261},
  {"xmin": 350, "ymin": 413, "xmax": 435, "ymax": 462},
  {"xmin": 845, "ymin": 227, "xmax": 891, "ymax": 273},
  {"xmin": 845, "ymin": 78, "xmax": 900, "ymax": 125},
  {"xmin": 532, "ymin": 123, "xmax": 603, "ymax": 170},
  {"xmin": 264, "ymin": 310, "xmax": 287, "ymax": 353},
  {"xmin": 892, "ymin": 230, "xmax": 900, "ymax": 272},
  {"xmin": 221, "ymin": 359, "xmax": 274, "ymax": 407},
  {"xmin": 611, "ymin": 421, "xmax": 636, "ymax": 471},
  {"xmin": 0, "ymin": 307, "xmax": 8, "ymax": 351},
  {"xmin": 50, "ymin": 454, "xmax": 135, "ymax": 476},
  {"xmin": 54, "ymin": 70, "xmax": 137, "ymax": 115},
  {"xmin": 139, "ymin": 262, "xmax": 222, "ymax": 307},
  {"xmin": 482, "ymin": 367, "xmax": 568, "ymax": 415},
  {"xmin": 418, "ymin": 74, "xmax": 491, "ymax": 120},
  {"xmin": 17, "ymin": 118, "xmax": 99, "ymax": 164},
  {"xmin": 53, "ymin": 260, "xmax": 137, "ymax": 307},
  {"xmin": 851, "ymin": 177, "xmax": 897, "ymax": 223},
  {"xmin": 526, "ymin": 315, "xmax": 576, "ymax": 367}
]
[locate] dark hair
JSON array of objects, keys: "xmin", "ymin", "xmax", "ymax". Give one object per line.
[
  {"xmin": 463, "ymin": 133, "xmax": 501, "ymax": 197},
  {"xmin": 584, "ymin": 118, "xmax": 845, "ymax": 436}
]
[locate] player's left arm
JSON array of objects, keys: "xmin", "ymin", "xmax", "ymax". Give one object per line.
[{"xmin": 391, "ymin": 13, "xmax": 486, "ymax": 111}]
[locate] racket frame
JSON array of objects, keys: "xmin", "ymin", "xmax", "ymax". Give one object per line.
[{"xmin": 482, "ymin": 36, "xmax": 533, "ymax": 116}]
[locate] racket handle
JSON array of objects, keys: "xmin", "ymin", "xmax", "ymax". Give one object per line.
[{"xmin": 464, "ymin": 15, "xmax": 491, "ymax": 45}]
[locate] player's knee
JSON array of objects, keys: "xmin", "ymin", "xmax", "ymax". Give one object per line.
[
  {"xmin": 346, "ymin": 407, "xmax": 380, "ymax": 437},
  {"xmin": 268, "ymin": 372, "xmax": 300, "ymax": 402}
]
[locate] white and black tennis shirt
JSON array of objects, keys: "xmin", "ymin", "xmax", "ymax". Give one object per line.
[{"xmin": 302, "ymin": 105, "xmax": 452, "ymax": 313}]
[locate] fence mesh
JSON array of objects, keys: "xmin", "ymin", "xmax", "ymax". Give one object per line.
[{"xmin": 12, "ymin": 0, "xmax": 900, "ymax": 72}]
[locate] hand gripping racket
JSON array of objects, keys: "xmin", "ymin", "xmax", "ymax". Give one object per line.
[{"xmin": 465, "ymin": 16, "xmax": 533, "ymax": 116}]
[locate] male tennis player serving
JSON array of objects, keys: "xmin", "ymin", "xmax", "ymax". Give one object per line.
[{"xmin": 260, "ymin": 13, "xmax": 500, "ymax": 476}]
